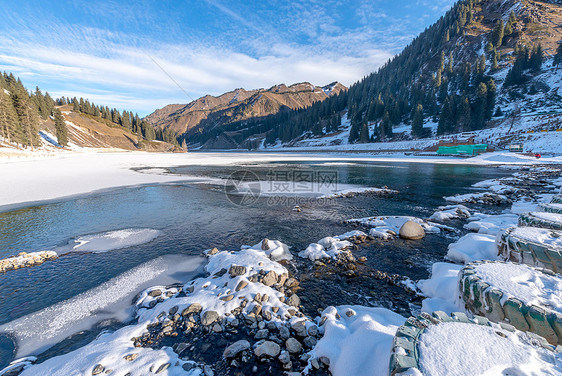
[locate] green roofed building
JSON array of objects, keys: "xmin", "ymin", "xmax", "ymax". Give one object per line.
[{"xmin": 436, "ymin": 144, "xmax": 488, "ymax": 155}]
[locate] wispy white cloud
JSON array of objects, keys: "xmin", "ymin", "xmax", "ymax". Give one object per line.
[{"xmin": 0, "ymin": 0, "xmax": 456, "ymax": 115}]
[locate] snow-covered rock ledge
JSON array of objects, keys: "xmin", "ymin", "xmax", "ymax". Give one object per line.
[
  {"xmin": 390, "ymin": 311, "xmax": 562, "ymax": 376},
  {"xmin": 0, "ymin": 251, "xmax": 57, "ymax": 273},
  {"xmin": 458, "ymin": 260, "xmax": 562, "ymax": 345}
]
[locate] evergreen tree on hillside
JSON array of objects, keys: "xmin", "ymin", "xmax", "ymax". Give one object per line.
[
  {"xmin": 53, "ymin": 108, "xmax": 69, "ymax": 147},
  {"xmin": 359, "ymin": 122, "xmax": 370, "ymax": 143},
  {"xmin": 485, "ymin": 79, "xmax": 496, "ymax": 121},
  {"xmin": 490, "ymin": 20, "xmax": 504, "ymax": 48},
  {"xmin": 12, "ymin": 85, "xmax": 40, "ymax": 147},
  {"xmin": 411, "ymin": 104, "xmax": 424, "ymax": 137},
  {"xmin": 554, "ymin": 42, "xmax": 562, "ymax": 70},
  {"xmin": 0, "ymin": 89, "xmax": 19, "ymax": 143},
  {"xmin": 472, "ymin": 83, "xmax": 487, "ymax": 130}
]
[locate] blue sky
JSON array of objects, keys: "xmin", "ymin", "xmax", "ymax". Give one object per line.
[{"xmin": 0, "ymin": 0, "xmax": 455, "ymax": 116}]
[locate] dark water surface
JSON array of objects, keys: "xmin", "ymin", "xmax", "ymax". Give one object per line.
[{"xmin": 0, "ymin": 159, "xmax": 512, "ymax": 366}]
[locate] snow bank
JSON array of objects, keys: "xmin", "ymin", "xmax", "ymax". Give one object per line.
[
  {"xmin": 18, "ymin": 324, "xmax": 197, "ymax": 376},
  {"xmin": 429, "ymin": 205, "xmax": 471, "ymax": 222},
  {"xmin": 298, "ymin": 231, "xmax": 366, "ymax": 261},
  {"xmin": 473, "ymin": 262, "xmax": 562, "ymax": 312},
  {"xmin": 463, "ymin": 213, "xmax": 519, "ymax": 235},
  {"xmin": 418, "ymin": 322, "xmax": 562, "ymax": 376},
  {"xmin": 444, "ymin": 191, "xmax": 508, "ymax": 204},
  {"xmin": 70, "ymin": 228, "xmax": 162, "ymax": 253},
  {"xmin": 319, "ymin": 186, "xmax": 397, "ymax": 199},
  {"xmin": 0, "ymin": 255, "xmax": 204, "ymax": 357},
  {"xmin": 416, "ymin": 263, "xmax": 463, "ymax": 315},
  {"xmin": 445, "ymin": 233, "xmax": 499, "ymax": 264},
  {"xmin": 308, "ymin": 306, "xmax": 405, "ymax": 376}
]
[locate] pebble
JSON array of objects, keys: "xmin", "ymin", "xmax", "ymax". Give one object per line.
[
  {"xmin": 262, "ymin": 270, "xmax": 278, "ymax": 286},
  {"xmin": 182, "ymin": 303, "xmax": 202, "ymax": 316},
  {"xmin": 285, "ymin": 338, "xmax": 302, "ymax": 354},
  {"xmin": 223, "ymin": 340, "xmax": 251, "ymax": 358},
  {"xmin": 201, "ymin": 310, "xmax": 219, "ymax": 326},
  {"xmin": 255, "ymin": 329, "xmax": 269, "ymax": 339},
  {"xmin": 286, "ymin": 294, "xmax": 300, "ymax": 307},
  {"xmin": 254, "ymin": 341, "xmax": 281, "ymax": 358},
  {"xmin": 155, "ymin": 363, "xmax": 170, "ymax": 374},
  {"xmin": 148, "ymin": 289, "xmax": 162, "ymax": 297},
  {"xmin": 235, "ymin": 280, "xmax": 248, "ymax": 291},
  {"xmin": 229, "ymin": 265, "xmax": 247, "ymax": 277},
  {"xmin": 92, "ymin": 364, "xmax": 104, "ymax": 375}
]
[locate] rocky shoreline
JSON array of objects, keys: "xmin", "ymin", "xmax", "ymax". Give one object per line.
[{"xmin": 3, "ymin": 164, "xmax": 562, "ymax": 376}]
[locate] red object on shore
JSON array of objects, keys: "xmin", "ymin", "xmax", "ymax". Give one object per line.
[{"xmin": 535, "ymin": 153, "xmax": 541, "ymax": 159}]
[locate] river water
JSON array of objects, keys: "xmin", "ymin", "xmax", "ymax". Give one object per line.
[{"xmin": 0, "ymin": 159, "xmax": 512, "ymax": 367}]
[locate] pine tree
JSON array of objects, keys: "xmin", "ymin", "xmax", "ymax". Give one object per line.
[
  {"xmin": 472, "ymin": 83, "xmax": 488, "ymax": 130},
  {"xmin": 73, "ymin": 98, "xmax": 80, "ymax": 112},
  {"xmin": 359, "ymin": 122, "xmax": 370, "ymax": 143},
  {"xmin": 12, "ymin": 86, "xmax": 40, "ymax": 147},
  {"xmin": 490, "ymin": 19, "xmax": 504, "ymax": 48},
  {"xmin": 554, "ymin": 42, "xmax": 562, "ymax": 70},
  {"xmin": 485, "ymin": 79, "xmax": 496, "ymax": 121},
  {"xmin": 459, "ymin": 97, "xmax": 471, "ymax": 131},
  {"xmin": 411, "ymin": 104, "xmax": 424, "ymax": 137},
  {"xmin": 381, "ymin": 111, "xmax": 392, "ymax": 139},
  {"xmin": 0, "ymin": 89, "xmax": 19, "ymax": 143},
  {"xmin": 53, "ymin": 108, "xmax": 69, "ymax": 147}
]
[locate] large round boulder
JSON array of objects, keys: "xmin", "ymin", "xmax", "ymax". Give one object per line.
[{"xmin": 399, "ymin": 220, "xmax": 425, "ymax": 240}]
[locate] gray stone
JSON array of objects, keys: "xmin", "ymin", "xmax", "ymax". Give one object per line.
[
  {"xmin": 279, "ymin": 325, "xmax": 291, "ymax": 339},
  {"xmin": 207, "ymin": 247, "xmax": 219, "ymax": 256},
  {"xmin": 203, "ymin": 365, "xmax": 214, "ymax": 376},
  {"xmin": 255, "ymin": 329, "xmax": 269, "ymax": 339},
  {"xmin": 278, "ymin": 350, "xmax": 291, "ymax": 364},
  {"xmin": 262, "ymin": 271, "xmax": 278, "ymax": 287},
  {"xmin": 303, "ymin": 336, "xmax": 317, "ymax": 348},
  {"xmin": 262, "ymin": 238, "xmax": 270, "ymax": 250},
  {"xmin": 307, "ymin": 325, "xmax": 318, "ymax": 337},
  {"xmin": 201, "ymin": 310, "xmax": 220, "ymax": 326},
  {"xmin": 398, "ymin": 220, "xmax": 425, "ymax": 240},
  {"xmin": 286, "ymin": 294, "xmax": 300, "ymax": 307},
  {"xmin": 182, "ymin": 363, "xmax": 195, "ymax": 371},
  {"xmin": 229, "ymin": 265, "xmax": 247, "ymax": 277},
  {"xmin": 254, "ymin": 341, "xmax": 281, "ymax": 358},
  {"xmin": 92, "ymin": 364, "xmax": 105, "ymax": 375},
  {"xmin": 285, "ymin": 338, "xmax": 303, "ymax": 353},
  {"xmin": 212, "ymin": 323, "xmax": 222, "ymax": 332},
  {"xmin": 182, "ymin": 303, "xmax": 202, "ymax": 316},
  {"xmin": 155, "ymin": 363, "xmax": 170, "ymax": 374},
  {"xmin": 148, "ymin": 289, "xmax": 162, "ymax": 297},
  {"xmin": 223, "ymin": 340, "xmax": 251, "ymax": 358},
  {"xmin": 235, "ymin": 280, "xmax": 248, "ymax": 291}
]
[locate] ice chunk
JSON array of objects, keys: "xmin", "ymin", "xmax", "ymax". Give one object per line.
[{"xmin": 70, "ymin": 228, "xmax": 161, "ymax": 253}]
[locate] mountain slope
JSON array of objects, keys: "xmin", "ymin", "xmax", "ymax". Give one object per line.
[
  {"xmin": 145, "ymin": 82, "xmax": 346, "ymax": 148},
  {"xmin": 168, "ymin": 0, "xmax": 562, "ymax": 150}
]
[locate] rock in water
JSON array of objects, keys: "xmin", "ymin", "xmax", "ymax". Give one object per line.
[
  {"xmin": 399, "ymin": 220, "xmax": 425, "ymax": 240},
  {"xmin": 223, "ymin": 340, "xmax": 251, "ymax": 358}
]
